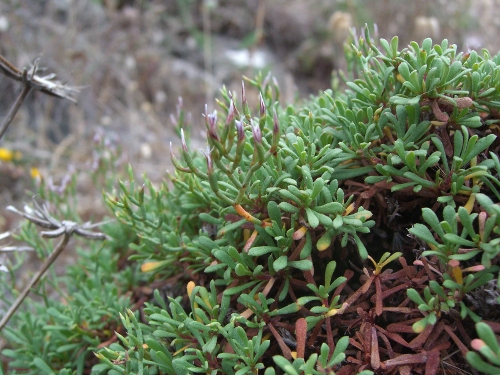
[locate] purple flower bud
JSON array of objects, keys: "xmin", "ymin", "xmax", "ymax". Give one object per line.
[
  {"xmin": 48, "ymin": 168, "xmax": 72, "ymax": 195},
  {"xmin": 93, "ymin": 130, "xmax": 102, "ymax": 144},
  {"xmin": 208, "ymin": 110, "xmax": 217, "ymax": 126},
  {"xmin": 262, "ymin": 71, "xmax": 271, "ymax": 89},
  {"xmin": 273, "ymin": 109, "xmax": 279, "ymax": 134},
  {"xmin": 271, "ymin": 109, "xmax": 280, "ymax": 152},
  {"xmin": 241, "ymin": 80, "xmax": 248, "ymax": 110},
  {"xmin": 176, "ymin": 96, "xmax": 183, "ymax": 117},
  {"xmin": 201, "ymin": 146, "xmax": 213, "ymax": 172},
  {"xmin": 272, "ymin": 77, "xmax": 279, "ymax": 87},
  {"xmin": 91, "ymin": 158, "xmax": 99, "ymax": 171},
  {"xmin": 259, "ymin": 93, "xmax": 266, "ymax": 118},
  {"xmin": 169, "ymin": 141, "xmax": 177, "ymax": 159},
  {"xmin": 170, "ymin": 113, "xmax": 177, "ymax": 127},
  {"xmin": 181, "ymin": 129, "xmax": 188, "ymax": 152},
  {"xmin": 233, "ymin": 100, "xmax": 240, "ymax": 119},
  {"xmin": 235, "ymin": 120, "xmax": 245, "ymax": 142},
  {"xmin": 203, "ymin": 104, "xmax": 209, "ymax": 125},
  {"xmin": 251, "ymin": 120, "xmax": 262, "ymax": 144},
  {"xmin": 226, "ymin": 99, "xmax": 235, "ymax": 125},
  {"xmin": 207, "ymin": 110, "xmax": 219, "ymax": 141},
  {"xmin": 351, "ymin": 27, "xmax": 359, "ymax": 46}
]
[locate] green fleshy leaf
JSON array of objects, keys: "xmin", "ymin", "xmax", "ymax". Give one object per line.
[{"xmin": 273, "ymin": 255, "xmax": 288, "ymax": 272}]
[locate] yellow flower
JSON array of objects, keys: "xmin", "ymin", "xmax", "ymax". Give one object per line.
[
  {"xmin": 0, "ymin": 148, "xmax": 14, "ymax": 161},
  {"xmin": 30, "ymin": 167, "xmax": 42, "ymax": 180},
  {"xmin": 0, "ymin": 148, "xmax": 22, "ymax": 161}
]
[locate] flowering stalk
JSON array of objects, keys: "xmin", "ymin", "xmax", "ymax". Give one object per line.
[
  {"xmin": 175, "ymin": 130, "xmax": 208, "ymax": 179},
  {"xmin": 233, "ymin": 122, "xmax": 273, "ymax": 204},
  {"xmin": 259, "ymin": 93, "xmax": 266, "ymax": 130},
  {"xmin": 169, "ymin": 142, "xmax": 191, "ymax": 173},
  {"xmin": 251, "ymin": 120, "xmax": 267, "ymax": 164},
  {"xmin": 234, "ymin": 161, "xmax": 268, "ymax": 204},
  {"xmin": 206, "ymin": 110, "xmax": 227, "ymax": 157},
  {"xmin": 231, "ymin": 119, "xmax": 247, "ymax": 172},
  {"xmin": 201, "ymin": 146, "xmax": 233, "ymax": 205},
  {"xmin": 241, "ymin": 80, "xmax": 250, "ymax": 119},
  {"xmin": 272, "ymin": 76, "xmax": 280, "ymax": 102},
  {"xmin": 221, "ymin": 99, "xmax": 236, "ymax": 149},
  {"xmin": 214, "ymin": 158, "xmax": 242, "ymax": 189},
  {"xmin": 270, "ymin": 109, "xmax": 280, "ymax": 154}
]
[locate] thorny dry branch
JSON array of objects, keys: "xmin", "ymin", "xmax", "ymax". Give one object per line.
[
  {"xmin": 0, "ymin": 53, "xmax": 79, "ymax": 141},
  {"xmin": 0, "ymin": 201, "xmax": 108, "ymax": 331}
]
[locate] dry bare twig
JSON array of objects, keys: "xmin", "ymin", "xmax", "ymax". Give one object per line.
[
  {"xmin": 0, "ymin": 53, "xmax": 79, "ymax": 141},
  {"xmin": 0, "ymin": 202, "xmax": 109, "ymax": 331}
]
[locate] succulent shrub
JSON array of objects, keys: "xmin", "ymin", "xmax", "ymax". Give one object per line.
[
  {"xmin": 2, "ymin": 29, "xmax": 500, "ymax": 374},
  {"xmin": 94, "ymin": 29, "xmax": 500, "ymax": 374}
]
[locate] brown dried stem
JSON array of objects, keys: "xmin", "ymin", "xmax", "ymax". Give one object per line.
[
  {"xmin": 0, "ymin": 203, "xmax": 107, "ymax": 331},
  {"xmin": 0, "ymin": 53, "xmax": 79, "ymax": 142},
  {"xmin": 0, "ymin": 82, "xmax": 32, "ymax": 141},
  {"xmin": 0, "ymin": 232, "xmax": 71, "ymax": 330}
]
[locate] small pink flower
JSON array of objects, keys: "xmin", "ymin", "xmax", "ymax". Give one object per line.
[{"xmin": 251, "ymin": 120, "xmax": 262, "ymax": 144}]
